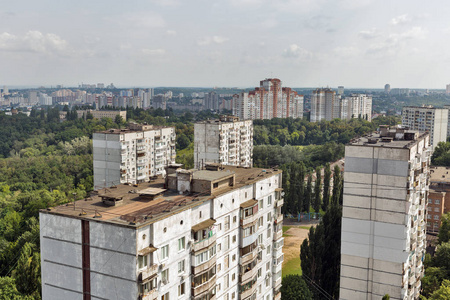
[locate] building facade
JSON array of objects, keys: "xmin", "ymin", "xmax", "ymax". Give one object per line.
[
  {"xmin": 93, "ymin": 123, "xmax": 176, "ymax": 189},
  {"xmin": 340, "ymin": 94, "xmax": 373, "ymax": 122},
  {"xmin": 340, "ymin": 126, "xmax": 430, "ymax": 300},
  {"xmin": 428, "ymin": 166, "xmax": 450, "ymax": 232},
  {"xmin": 401, "ymin": 106, "xmax": 448, "ymax": 148},
  {"xmin": 40, "ymin": 164, "xmax": 284, "ymax": 300},
  {"xmin": 310, "ymin": 88, "xmax": 337, "ymax": 122},
  {"xmin": 232, "ymin": 79, "xmax": 303, "ymax": 120},
  {"xmin": 194, "ymin": 116, "xmax": 253, "ymax": 169}
]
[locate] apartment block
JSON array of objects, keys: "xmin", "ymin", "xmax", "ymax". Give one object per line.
[
  {"xmin": 401, "ymin": 106, "xmax": 448, "ymax": 148},
  {"xmin": 310, "ymin": 88, "xmax": 337, "ymax": 122},
  {"xmin": 340, "ymin": 94, "xmax": 372, "ymax": 121},
  {"xmin": 232, "ymin": 78, "xmax": 303, "ymax": 120},
  {"xmin": 93, "ymin": 123, "xmax": 176, "ymax": 189},
  {"xmin": 427, "ymin": 166, "xmax": 450, "ymax": 232},
  {"xmin": 340, "ymin": 126, "xmax": 430, "ymax": 300},
  {"xmin": 194, "ymin": 116, "xmax": 253, "ymax": 169},
  {"xmin": 40, "ymin": 164, "xmax": 284, "ymax": 300},
  {"xmin": 59, "ymin": 110, "xmax": 127, "ymax": 121}
]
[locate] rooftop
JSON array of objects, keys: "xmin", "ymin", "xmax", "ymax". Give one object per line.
[
  {"xmin": 41, "ymin": 166, "xmax": 281, "ymax": 228},
  {"xmin": 430, "ymin": 166, "xmax": 450, "ymax": 184},
  {"xmin": 348, "ymin": 129, "xmax": 429, "ymax": 150}
]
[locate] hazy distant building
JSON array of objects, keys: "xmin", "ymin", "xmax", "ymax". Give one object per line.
[
  {"xmin": 402, "ymin": 106, "xmax": 448, "ymax": 148},
  {"xmin": 194, "ymin": 116, "xmax": 253, "ymax": 169},
  {"xmin": 385, "ymin": 84, "xmax": 391, "ymax": 94},
  {"xmin": 204, "ymin": 91, "xmax": 220, "ymax": 111},
  {"xmin": 152, "ymin": 95, "xmax": 167, "ymax": 110},
  {"xmin": 338, "ymin": 86, "xmax": 344, "ymax": 95},
  {"xmin": 28, "ymin": 91, "xmax": 38, "ymax": 104},
  {"xmin": 97, "ymin": 83, "xmax": 105, "ymax": 89},
  {"xmin": 39, "ymin": 93, "xmax": 53, "ymax": 106},
  {"xmin": 446, "ymin": 84, "xmax": 450, "ymax": 95},
  {"xmin": 233, "ymin": 78, "xmax": 303, "ymax": 120},
  {"xmin": 340, "ymin": 94, "xmax": 372, "ymax": 121},
  {"xmin": 310, "ymin": 88, "xmax": 337, "ymax": 122}
]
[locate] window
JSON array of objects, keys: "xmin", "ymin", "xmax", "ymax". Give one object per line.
[
  {"xmin": 138, "ymin": 255, "xmax": 148, "ymax": 269},
  {"xmin": 199, "ymin": 211, "xmax": 202, "ymax": 218},
  {"xmin": 161, "ymin": 245, "xmax": 169, "ymax": 260},
  {"xmin": 265, "ymin": 277, "xmax": 270, "ymax": 287},
  {"xmin": 434, "ymin": 207, "xmax": 440, "ymax": 212},
  {"xmin": 258, "ymin": 284, "xmax": 262, "ymax": 294},
  {"xmin": 232, "ymin": 254, "xmax": 236, "ymax": 261},
  {"xmin": 267, "ymin": 245, "xmax": 271, "ymax": 255},
  {"xmin": 435, "ymin": 199, "xmax": 441, "ymax": 205},
  {"xmin": 232, "ymin": 292, "xmax": 236, "ymax": 299},
  {"xmin": 224, "ymin": 235, "xmax": 230, "ymax": 250},
  {"xmin": 225, "ymin": 274, "xmax": 229, "ymax": 288},
  {"xmin": 258, "ymin": 268, "xmax": 262, "ymax": 278},
  {"xmin": 232, "ymin": 235, "xmax": 236, "ymax": 243},
  {"xmin": 218, "ymin": 283, "xmax": 221, "ymax": 291},
  {"xmin": 428, "ymin": 214, "xmax": 432, "ymax": 219},
  {"xmin": 268, "ymin": 195, "xmax": 272, "ymax": 205},
  {"xmin": 178, "ymin": 260, "xmax": 185, "ymax": 273},
  {"xmin": 259, "ymin": 199, "xmax": 263, "ymax": 209},
  {"xmin": 232, "ymin": 273, "xmax": 235, "ymax": 281},
  {"xmin": 225, "ymin": 216, "xmax": 230, "ymax": 230},
  {"xmin": 178, "ymin": 237, "xmax": 185, "ymax": 251},
  {"xmin": 225, "ymin": 255, "xmax": 229, "ymax": 269},
  {"xmin": 218, "ymin": 243, "xmax": 222, "ymax": 251},
  {"xmin": 267, "ymin": 212, "xmax": 271, "ymax": 222},
  {"xmin": 140, "ymin": 277, "xmax": 157, "ymax": 294},
  {"xmin": 258, "ymin": 234, "xmax": 263, "ymax": 244},
  {"xmin": 178, "ymin": 283, "xmax": 185, "ymax": 297},
  {"xmin": 267, "ymin": 227, "xmax": 272, "ymax": 238},
  {"xmin": 218, "ymin": 223, "xmax": 222, "ymax": 231},
  {"xmin": 218, "ymin": 263, "xmax": 222, "ymax": 272},
  {"xmin": 233, "ymin": 216, "xmax": 237, "ymax": 223},
  {"xmin": 258, "ymin": 217, "xmax": 263, "ymax": 228},
  {"xmin": 434, "ymin": 215, "xmax": 439, "ymax": 220},
  {"xmin": 162, "ymin": 269, "xmax": 169, "ymax": 284},
  {"xmin": 213, "ymin": 182, "xmax": 219, "ymax": 188},
  {"xmin": 266, "ymin": 262, "xmax": 270, "ymax": 271},
  {"xmin": 162, "ymin": 292, "xmax": 169, "ymax": 300}
]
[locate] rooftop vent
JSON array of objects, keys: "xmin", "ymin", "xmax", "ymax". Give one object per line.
[
  {"xmin": 381, "ymin": 137, "xmax": 393, "ymax": 143},
  {"xmin": 367, "ymin": 138, "xmax": 378, "ymax": 144}
]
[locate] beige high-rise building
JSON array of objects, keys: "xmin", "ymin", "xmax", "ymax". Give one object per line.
[
  {"xmin": 340, "ymin": 126, "xmax": 430, "ymax": 300},
  {"xmin": 340, "ymin": 94, "xmax": 372, "ymax": 121},
  {"xmin": 401, "ymin": 106, "xmax": 448, "ymax": 148},
  {"xmin": 93, "ymin": 123, "xmax": 176, "ymax": 188},
  {"xmin": 310, "ymin": 88, "xmax": 337, "ymax": 122},
  {"xmin": 232, "ymin": 78, "xmax": 303, "ymax": 120},
  {"xmin": 194, "ymin": 116, "xmax": 253, "ymax": 169}
]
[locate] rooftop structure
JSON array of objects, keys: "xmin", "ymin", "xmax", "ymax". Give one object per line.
[{"xmin": 40, "ymin": 165, "xmax": 284, "ymax": 300}]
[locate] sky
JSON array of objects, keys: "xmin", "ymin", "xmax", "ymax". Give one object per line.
[{"xmin": 1, "ymin": 0, "xmax": 450, "ymax": 89}]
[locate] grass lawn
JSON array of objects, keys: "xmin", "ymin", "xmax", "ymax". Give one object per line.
[
  {"xmin": 282, "ymin": 225, "xmax": 291, "ymax": 237},
  {"xmin": 283, "ymin": 257, "xmax": 302, "ymax": 277},
  {"xmin": 299, "ymin": 226, "xmax": 311, "ymax": 230}
]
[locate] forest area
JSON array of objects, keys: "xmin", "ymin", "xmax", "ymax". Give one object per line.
[{"xmin": 0, "ymin": 107, "xmax": 399, "ymax": 299}]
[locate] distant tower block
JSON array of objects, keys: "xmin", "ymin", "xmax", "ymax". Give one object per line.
[
  {"xmin": 338, "ymin": 86, "xmax": 344, "ymax": 95},
  {"xmin": 384, "ymin": 83, "xmax": 391, "ymax": 94}
]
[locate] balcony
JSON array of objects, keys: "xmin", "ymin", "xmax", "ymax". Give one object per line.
[
  {"xmin": 140, "ymin": 288, "xmax": 157, "ymax": 300},
  {"xmin": 273, "ymin": 229, "xmax": 283, "ymax": 241},
  {"xmin": 193, "ymin": 233, "xmax": 216, "ymax": 253},
  {"xmin": 139, "ymin": 264, "xmax": 158, "ymax": 282},
  {"xmin": 274, "ymin": 291, "xmax": 281, "ymax": 300},
  {"xmin": 274, "ymin": 214, "xmax": 283, "ymax": 225},
  {"xmin": 192, "ymin": 255, "xmax": 217, "ymax": 275},
  {"xmin": 240, "ymin": 278, "xmax": 257, "ymax": 299},
  {"xmin": 192, "ymin": 274, "xmax": 216, "ymax": 297},
  {"xmin": 273, "ymin": 276, "xmax": 282, "ymax": 290},
  {"xmin": 240, "ymin": 249, "xmax": 258, "ymax": 266},
  {"xmin": 275, "ymin": 199, "xmax": 284, "ymax": 208},
  {"xmin": 240, "ymin": 262, "xmax": 259, "ymax": 283},
  {"xmin": 241, "ymin": 213, "xmax": 258, "ymax": 228},
  {"xmin": 241, "ymin": 233, "xmax": 258, "ymax": 248}
]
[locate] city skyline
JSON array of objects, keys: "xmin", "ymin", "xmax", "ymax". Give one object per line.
[{"xmin": 1, "ymin": 1, "xmax": 450, "ymax": 88}]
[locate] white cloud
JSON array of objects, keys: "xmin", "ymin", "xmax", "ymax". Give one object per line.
[
  {"xmin": 166, "ymin": 30, "xmax": 177, "ymax": 36},
  {"xmin": 119, "ymin": 12, "xmax": 166, "ymax": 28},
  {"xmin": 141, "ymin": 48, "xmax": 166, "ymax": 55},
  {"xmin": 282, "ymin": 44, "xmax": 312, "ymax": 59},
  {"xmin": 0, "ymin": 31, "xmax": 70, "ymax": 55},
  {"xmin": 391, "ymin": 14, "xmax": 411, "ymax": 25},
  {"xmin": 358, "ymin": 28, "xmax": 380, "ymax": 39},
  {"xmin": 197, "ymin": 36, "xmax": 229, "ymax": 46},
  {"xmin": 367, "ymin": 27, "xmax": 427, "ymax": 57},
  {"xmin": 333, "ymin": 46, "xmax": 360, "ymax": 57}
]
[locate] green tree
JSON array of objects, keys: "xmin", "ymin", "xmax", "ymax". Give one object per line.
[
  {"xmin": 438, "ymin": 213, "xmax": 450, "ymax": 245},
  {"xmin": 432, "ymin": 242, "xmax": 450, "ymax": 275},
  {"xmin": 382, "ymin": 295, "xmax": 390, "ymax": 300},
  {"xmin": 304, "ymin": 173, "xmax": 312, "ymax": 213},
  {"xmin": 313, "ymin": 166, "xmax": 321, "ymax": 213},
  {"xmin": 422, "ymin": 267, "xmax": 447, "ymax": 298},
  {"xmin": 12, "ymin": 242, "xmax": 40, "ymax": 296},
  {"xmin": 429, "ymin": 279, "xmax": 450, "ymax": 299},
  {"xmin": 322, "ymin": 163, "xmax": 331, "ymax": 211},
  {"xmin": 332, "ymin": 165, "xmax": 341, "ymax": 205},
  {"xmin": 280, "ymin": 275, "xmax": 313, "ymax": 300}
]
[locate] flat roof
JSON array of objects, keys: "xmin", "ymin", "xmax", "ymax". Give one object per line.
[
  {"xmin": 348, "ymin": 132, "xmax": 429, "ymax": 150},
  {"xmin": 139, "ymin": 187, "xmax": 167, "ymax": 195},
  {"xmin": 41, "ymin": 166, "xmax": 282, "ymax": 228},
  {"xmin": 430, "ymin": 166, "xmax": 450, "ymax": 184},
  {"xmin": 95, "ymin": 126, "xmax": 174, "ymax": 134},
  {"xmin": 192, "ymin": 170, "xmax": 235, "ymax": 181}
]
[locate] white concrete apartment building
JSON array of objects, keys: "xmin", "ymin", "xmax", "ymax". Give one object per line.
[
  {"xmin": 401, "ymin": 106, "xmax": 448, "ymax": 149},
  {"xmin": 194, "ymin": 116, "xmax": 253, "ymax": 169},
  {"xmin": 40, "ymin": 164, "xmax": 284, "ymax": 300},
  {"xmin": 232, "ymin": 79, "xmax": 303, "ymax": 120},
  {"xmin": 93, "ymin": 123, "xmax": 176, "ymax": 189},
  {"xmin": 340, "ymin": 126, "xmax": 430, "ymax": 300},
  {"xmin": 340, "ymin": 94, "xmax": 373, "ymax": 122},
  {"xmin": 310, "ymin": 88, "xmax": 337, "ymax": 122}
]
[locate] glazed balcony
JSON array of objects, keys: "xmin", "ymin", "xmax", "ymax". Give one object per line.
[
  {"xmin": 273, "ymin": 229, "xmax": 283, "ymax": 241},
  {"xmin": 240, "ymin": 249, "xmax": 258, "ymax": 266},
  {"xmin": 192, "ymin": 274, "xmax": 216, "ymax": 297},
  {"xmin": 192, "ymin": 234, "xmax": 216, "ymax": 253},
  {"xmin": 140, "ymin": 289, "xmax": 157, "ymax": 300},
  {"xmin": 138, "ymin": 264, "xmax": 158, "ymax": 282}
]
